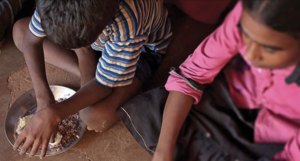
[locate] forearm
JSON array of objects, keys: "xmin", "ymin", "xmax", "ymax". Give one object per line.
[
  {"xmin": 52, "ymin": 79, "xmax": 113, "ymax": 120},
  {"xmin": 155, "ymin": 91, "xmax": 194, "ymax": 154}
]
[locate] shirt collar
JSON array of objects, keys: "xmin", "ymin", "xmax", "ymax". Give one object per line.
[{"xmin": 285, "ymin": 64, "xmax": 300, "ymax": 86}]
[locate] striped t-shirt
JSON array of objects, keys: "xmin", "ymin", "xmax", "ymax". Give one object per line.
[{"xmin": 29, "ymin": 0, "xmax": 172, "ymax": 87}]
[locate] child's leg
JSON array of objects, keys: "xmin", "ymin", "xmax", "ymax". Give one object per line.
[
  {"xmin": 43, "ymin": 39, "xmax": 80, "ymax": 77},
  {"xmin": 12, "ymin": 17, "xmax": 29, "ymax": 51},
  {"xmin": 13, "ymin": 17, "xmax": 80, "ymax": 76},
  {"xmin": 79, "ymin": 77, "xmax": 142, "ymax": 132},
  {"xmin": 73, "ymin": 47, "xmax": 99, "ymax": 86}
]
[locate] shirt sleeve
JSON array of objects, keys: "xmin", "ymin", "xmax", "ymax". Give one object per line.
[
  {"xmin": 29, "ymin": 9, "xmax": 46, "ymax": 38},
  {"xmin": 274, "ymin": 132, "xmax": 300, "ymax": 160},
  {"xmin": 165, "ymin": 2, "xmax": 243, "ymax": 104},
  {"xmin": 95, "ymin": 6, "xmax": 143, "ymax": 87},
  {"xmin": 91, "ymin": 29, "xmax": 110, "ymax": 51}
]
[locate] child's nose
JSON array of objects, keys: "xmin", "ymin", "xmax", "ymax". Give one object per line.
[{"xmin": 245, "ymin": 42, "xmax": 261, "ymax": 62}]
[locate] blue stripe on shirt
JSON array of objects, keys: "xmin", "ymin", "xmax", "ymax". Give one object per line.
[
  {"xmin": 94, "ymin": 0, "xmax": 172, "ymax": 87},
  {"xmin": 101, "ymin": 51, "xmax": 141, "ymax": 67},
  {"xmin": 29, "ymin": 9, "xmax": 46, "ymax": 38},
  {"xmin": 97, "ymin": 60, "xmax": 137, "ymax": 77}
]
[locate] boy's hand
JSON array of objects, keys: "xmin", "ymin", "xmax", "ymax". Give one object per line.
[{"xmin": 13, "ymin": 106, "xmax": 61, "ymax": 159}]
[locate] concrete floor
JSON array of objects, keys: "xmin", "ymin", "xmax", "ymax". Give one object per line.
[{"xmin": 0, "ymin": 6, "xmax": 217, "ymax": 161}]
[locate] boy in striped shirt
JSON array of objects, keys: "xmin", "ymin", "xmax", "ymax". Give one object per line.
[{"xmin": 12, "ymin": 0, "xmax": 171, "ymax": 158}]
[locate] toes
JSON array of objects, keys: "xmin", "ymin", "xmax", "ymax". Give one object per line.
[
  {"xmin": 87, "ymin": 126, "xmax": 102, "ymax": 133},
  {"xmin": 87, "ymin": 126, "xmax": 93, "ymax": 131}
]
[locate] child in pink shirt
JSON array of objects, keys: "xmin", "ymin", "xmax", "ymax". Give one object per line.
[{"xmin": 118, "ymin": 0, "xmax": 300, "ymax": 161}]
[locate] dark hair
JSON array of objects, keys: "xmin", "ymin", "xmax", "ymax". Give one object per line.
[
  {"xmin": 37, "ymin": 0, "xmax": 119, "ymax": 49},
  {"xmin": 241, "ymin": 0, "xmax": 300, "ymax": 38}
]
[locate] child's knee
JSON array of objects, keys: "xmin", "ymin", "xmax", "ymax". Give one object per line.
[{"xmin": 12, "ymin": 17, "xmax": 31, "ymax": 51}]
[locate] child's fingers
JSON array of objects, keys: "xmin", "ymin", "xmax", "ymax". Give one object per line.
[
  {"xmin": 50, "ymin": 134, "xmax": 55, "ymax": 143},
  {"xmin": 29, "ymin": 139, "xmax": 41, "ymax": 157},
  {"xmin": 40, "ymin": 141, "xmax": 49, "ymax": 159},
  {"xmin": 19, "ymin": 138, "xmax": 33, "ymax": 155},
  {"xmin": 50, "ymin": 132, "xmax": 57, "ymax": 143},
  {"xmin": 13, "ymin": 134, "xmax": 26, "ymax": 150}
]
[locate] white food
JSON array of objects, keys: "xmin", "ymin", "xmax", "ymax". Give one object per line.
[
  {"xmin": 16, "ymin": 114, "xmax": 33, "ymax": 132},
  {"xmin": 49, "ymin": 132, "xmax": 63, "ymax": 146}
]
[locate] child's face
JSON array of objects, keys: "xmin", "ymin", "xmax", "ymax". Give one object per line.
[{"xmin": 240, "ymin": 10, "xmax": 300, "ymax": 69}]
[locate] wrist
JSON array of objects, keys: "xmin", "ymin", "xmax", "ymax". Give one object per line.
[
  {"xmin": 155, "ymin": 145, "xmax": 174, "ymax": 155},
  {"xmin": 153, "ymin": 149, "xmax": 174, "ymax": 161},
  {"xmin": 36, "ymin": 89, "xmax": 52, "ymax": 99},
  {"xmin": 36, "ymin": 88, "xmax": 55, "ymax": 103},
  {"xmin": 47, "ymin": 105, "xmax": 63, "ymax": 124}
]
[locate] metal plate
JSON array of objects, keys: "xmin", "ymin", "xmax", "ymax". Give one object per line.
[{"xmin": 4, "ymin": 85, "xmax": 87, "ymax": 156}]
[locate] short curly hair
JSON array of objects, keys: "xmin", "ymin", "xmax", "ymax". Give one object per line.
[{"xmin": 37, "ymin": 0, "xmax": 119, "ymax": 49}]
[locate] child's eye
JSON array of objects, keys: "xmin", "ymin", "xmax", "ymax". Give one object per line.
[
  {"xmin": 263, "ymin": 47, "xmax": 277, "ymax": 54},
  {"xmin": 242, "ymin": 32, "xmax": 249, "ymax": 38}
]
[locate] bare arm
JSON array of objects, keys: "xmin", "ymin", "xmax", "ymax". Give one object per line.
[
  {"xmin": 152, "ymin": 91, "xmax": 194, "ymax": 161},
  {"xmin": 53, "ymin": 79, "xmax": 113, "ymax": 120},
  {"xmin": 22, "ymin": 29, "xmax": 55, "ymax": 111}
]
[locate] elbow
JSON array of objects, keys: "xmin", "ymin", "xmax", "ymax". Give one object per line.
[{"xmin": 93, "ymin": 78, "xmax": 114, "ymax": 96}]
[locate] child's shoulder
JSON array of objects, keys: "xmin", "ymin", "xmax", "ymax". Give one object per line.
[
  {"xmin": 219, "ymin": 1, "xmax": 243, "ymax": 31},
  {"xmin": 229, "ymin": 2, "xmax": 243, "ymax": 21},
  {"xmin": 106, "ymin": 0, "xmax": 139, "ymax": 41}
]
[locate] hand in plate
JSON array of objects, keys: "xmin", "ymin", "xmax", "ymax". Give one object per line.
[{"xmin": 13, "ymin": 107, "xmax": 61, "ymax": 159}]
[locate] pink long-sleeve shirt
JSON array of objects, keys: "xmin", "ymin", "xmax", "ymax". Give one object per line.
[{"xmin": 165, "ymin": 2, "xmax": 300, "ymax": 161}]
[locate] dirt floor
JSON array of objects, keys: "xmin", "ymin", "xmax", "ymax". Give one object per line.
[{"xmin": 0, "ymin": 6, "xmax": 217, "ymax": 161}]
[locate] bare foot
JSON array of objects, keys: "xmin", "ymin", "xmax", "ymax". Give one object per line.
[{"xmin": 87, "ymin": 126, "xmax": 102, "ymax": 133}]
